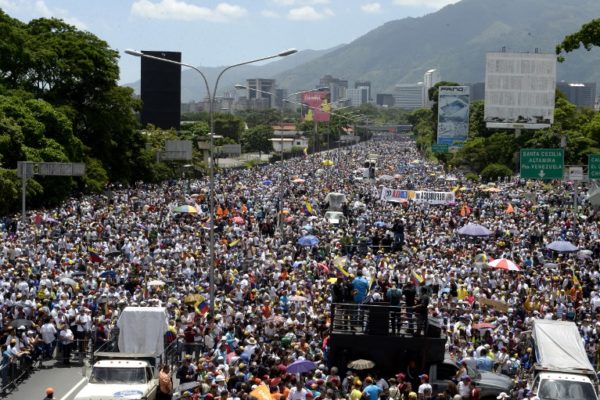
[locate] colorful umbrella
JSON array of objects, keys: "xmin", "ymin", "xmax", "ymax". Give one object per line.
[
  {"xmin": 457, "ymin": 223, "xmax": 491, "ymax": 237},
  {"xmin": 297, "ymin": 235, "xmax": 319, "ymax": 247},
  {"xmin": 472, "ymin": 322, "xmax": 495, "ymax": 330},
  {"xmin": 173, "ymin": 205, "xmax": 198, "ymax": 214},
  {"xmin": 488, "ymin": 258, "xmax": 520, "ymax": 272},
  {"xmin": 546, "ymin": 240, "xmax": 578, "ymax": 253},
  {"xmin": 286, "ymin": 359, "xmax": 316, "ymax": 374},
  {"xmin": 347, "ymin": 359, "xmax": 375, "ymax": 370}
]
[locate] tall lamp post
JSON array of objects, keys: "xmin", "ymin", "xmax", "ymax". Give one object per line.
[{"xmin": 126, "ymin": 48, "xmax": 297, "ymax": 314}]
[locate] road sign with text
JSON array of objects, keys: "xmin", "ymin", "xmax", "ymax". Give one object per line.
[
  {"xmin": 589, "ymin": 154, "xmax": 600, "ymax": 180},
  {"xmin": 431, "ymin": 144, "xmax": 449, "ymax": 154},
  {"xmin": 17, "ymin": 162, "xmax": 86, "ymax": 178},
  {"xmin": 519, "ymin": 148, "xmax": 563, "ymax": 180}
]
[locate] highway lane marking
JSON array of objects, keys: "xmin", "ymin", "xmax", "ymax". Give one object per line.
[{"xmin": 60, "ymin": 377, "xmax": 87, "ymax": 400}]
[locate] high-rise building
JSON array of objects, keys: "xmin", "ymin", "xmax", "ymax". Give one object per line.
[
  {"xmin": 140, "ymin": 51, "xmax": 181, "ymax": 130},
  {"xmin": 347, "ymin": 87, "xmax": 369, "ymax": 107},
  {"xmin": 274, "ymin": 88, "xmax": 289, "ymax": 110},
  {"xmin": 393, "ymin": 83, "xmax": 425, "ymax": 109},
  {"xmin": 468, "ymin": 82, "xmax": 485, "ymax": 101},
  {"xmin": 376, "ymin": 94, "xmax": 395, "ymax": 107},
  {"xmin": 556, "ymin": 82, "xmax": 596, "ymax": 108},
  {"xmin": 355, "ymin": 80, "xmax": 372, "ymax": 101},
  {"xmin": 319, "ymin": 75, "xmax": 348, "ymax": 103},
  {"xmin": 423, "ymin": 69, "xmax": 441, "ymax": 106},
  {"xmin": 247, "ymin": 78, "xmax": 276, "ymax": 110}
]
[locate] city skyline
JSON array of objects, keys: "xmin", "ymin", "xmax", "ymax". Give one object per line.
[{"xmin": 0, "ymin": 0, "xmax": 460, "ymax": 84}]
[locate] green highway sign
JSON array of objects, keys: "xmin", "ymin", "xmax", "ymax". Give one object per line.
[
  {"xmin": 432, "ymin": 144, "xmax": 449, "ymax": 154},
  {"xmin": 589, "ymin": 154, "xmax": 600, "ymax": 180},
  {"xmin": 520, "ymin": 148, "xmax": 564, "ymax": 180}
]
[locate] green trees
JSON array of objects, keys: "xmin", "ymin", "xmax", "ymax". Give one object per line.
[
  {"xmin": 241, "ymin": 125, "xmax": 273, "ymax": 155},
  {"xmin": 0, "ymin": 10, "xmax": 152, "ymax": 213},
  {"xmin": 410, "ymin": 84, "xmax": 600, "ymax": 176},
  {"xmin": 556, "ymin": 18, "xmax": 600, "ymax": 61}
]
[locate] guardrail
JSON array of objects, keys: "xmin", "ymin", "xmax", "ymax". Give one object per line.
[{"xmin": 331, "ymin": 302, "xmax": 441, "ymax": 338}]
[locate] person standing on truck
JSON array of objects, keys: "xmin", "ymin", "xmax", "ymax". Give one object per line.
[{"xmin": 158, "ymin": 364, "xmax": 173, "ymax": 400}]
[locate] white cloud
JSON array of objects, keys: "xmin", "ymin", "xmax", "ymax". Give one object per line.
[
  {"xmin": 361, "ymin": 2, "xmax": 381, "ymax": 13},
  {"xmin": 287, "ymin": 5, "xmax": 333, "ymax": 20},
  {"xmin": 261, "ymin": 9, "xmax": 280, "ymax": 18},
  {"xmin": 131, "ymin": 0, "xmax": 247, "ymax": 22},
  {"xmin": 0, "ymin": 0, "xmax": 87, "ymax": 29},
  {"xmin": 271, "ymin": 0, "xmax": 330, "ymax": 6},
  {"xmin": 392, "ymin": 0, "xmax": 459, "ymax": 8}
]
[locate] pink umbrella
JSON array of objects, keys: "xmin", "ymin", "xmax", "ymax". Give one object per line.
[
  {"xmin": 488, "ymin": 258, "xmax": 520, "ymax": 272},
  {"xmin": 232, "ymin": 216, "xmax": 244, "ymax": 224},
  {"xmin": 472, "ymin": 322, "xmax": 495, "ymax": 330}
]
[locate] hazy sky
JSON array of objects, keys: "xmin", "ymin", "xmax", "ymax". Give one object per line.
[{"xmin": 1, "ymin": 0, "xmax": 460, "ymax": 83}]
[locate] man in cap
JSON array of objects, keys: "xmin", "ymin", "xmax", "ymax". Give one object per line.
[
  {"xmin": 417, "ymin": 374, "xmax": 432, "ymax": 400},
  {"xmin": 362, "ymin": 377, "xmax": 382, "ymax": 400}
]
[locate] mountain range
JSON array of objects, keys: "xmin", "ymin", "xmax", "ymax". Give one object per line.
[{"xmin": 125, "ymin": 0, "xmax": 600, "ymax": 102}]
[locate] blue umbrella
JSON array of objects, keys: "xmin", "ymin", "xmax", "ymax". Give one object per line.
[
  {"xmin": 457, "ymin": 223, "xmax": 491, "ymax": 237},
  {"xmin": 546, "ymin": 240, "xmax": 578, "ymax": 253},
  {"xmin": 100, "ymin": 271, "xmax": 117, "ymax": 279},
  {"xmin": 263, "ymin": 180, "xmax": 273, "ymax": 186},
  {"xmin": 286, "ymin": 359, "xmax": 316, "ymax": 374},
  {"xmin": 374, "ymin": 221, "xmax": 387, "ymax": 228},
  {"xmin": 297, "ymin": 235, "xmax": 319, "ymax": 247}
]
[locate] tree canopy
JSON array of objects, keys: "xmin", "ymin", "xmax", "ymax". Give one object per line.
[
  {"xmin": 0, "ymin": 10, "xmax": 151, "ymax": 213},
  {"xmin": 556, "ymin": 18, "xmax": 600, "ymax": 61}
]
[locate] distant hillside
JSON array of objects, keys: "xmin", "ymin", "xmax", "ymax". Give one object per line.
[
  {"xmin": 124, "ymin": 46, "xmax": 342, "ymax": 102},
  {"xmin": 274, "ymin": 0, "xmax": 600, "ymax": 94}
]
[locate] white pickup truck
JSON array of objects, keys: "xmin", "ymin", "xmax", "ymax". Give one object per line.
[
  {"xmin": 530, "ymin": 319, "xmax": 599, "ymax": 400},
  {"xmin": 74, "ymin": 359, "xmax": 158, "ymax": 400},
  {"xmin": 75, "ymin": 307, "xmax": 174, "ymax": 400}
]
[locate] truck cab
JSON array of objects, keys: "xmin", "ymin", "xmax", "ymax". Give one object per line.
[
  {"xmin": 531, "ymin": 371, "xmax": 599, "ymax": 400},
  {"xmin": 74, "ymin": 359, "xmax": 158, "ymax": 400}
]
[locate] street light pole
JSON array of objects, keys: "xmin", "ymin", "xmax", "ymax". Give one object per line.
[{"xmin": 125, "ymin": 48, "xmax": 296, "ymax": 315}]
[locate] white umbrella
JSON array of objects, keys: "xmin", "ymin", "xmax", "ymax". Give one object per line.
[{"xmin": 147, "ymin": 280, "xmax": 166, "ymax": 287}]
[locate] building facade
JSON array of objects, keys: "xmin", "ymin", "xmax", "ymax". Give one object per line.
[
  {"xmin": 556, "ymin": 82, "xmax": 596, "ymax": 108},
  {"xmin": 247, "ymin": 78, "xmax": 276, "ymax": 110},
  {"xmin": 319, "ymin": 75, "xmax": 348, "ymax": 103},
  {"xmin": 393, "ymin": 83, "xmax": 425, "ymax": 109},
  {"xmin": 423, "ymin": 69, "xmax": 441, "ymax": 106}
]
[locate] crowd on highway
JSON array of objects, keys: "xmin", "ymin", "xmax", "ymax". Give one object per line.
[{"xmin": 1, "ymin": 133, "xmax": 599, "ymax": 400}]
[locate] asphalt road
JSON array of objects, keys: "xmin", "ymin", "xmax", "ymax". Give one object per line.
[{"xmin": 5, "ymin": 359, "xmax": 87, "ymax": 400}]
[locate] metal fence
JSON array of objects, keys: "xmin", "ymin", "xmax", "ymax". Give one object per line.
[{"xmin": 331, "ymin": 302, "xmax": 440, "ymax": 338}]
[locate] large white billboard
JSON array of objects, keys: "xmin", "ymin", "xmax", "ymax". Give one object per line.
[
  {"xmin": 484, "ymin": 52, "xmax": 556, "ymax": 129},
  {"xmin": 437, "ymin": 86, "xmax": 470, "ymax": 145}
]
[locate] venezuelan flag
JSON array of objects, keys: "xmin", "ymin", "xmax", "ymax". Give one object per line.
[
  {"xmin": 198, "ymin": 301, "xmax": 209, "ymax": 315},
  {"xmin": 304, "ymin": 201, "xmax": 315, "ymax": 215},
  {"xmin": 411, "ymin": 270, "xmax": 425, "ymax": 286},
  {"xmin": 88, "ymin": 249, "xmax": 103, "ymax": 264}
]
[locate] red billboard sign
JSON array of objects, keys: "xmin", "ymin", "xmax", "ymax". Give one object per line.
[{"xmin": 301, "ymin": 91, "xmax": 330, "ymax": 122}]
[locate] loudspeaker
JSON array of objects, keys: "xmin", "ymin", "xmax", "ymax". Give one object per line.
[{"xmin": 140, "ymin": 51, "xmax": 181, "ymax": 130}]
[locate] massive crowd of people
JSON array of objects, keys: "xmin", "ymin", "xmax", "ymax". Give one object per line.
[{"xmin": 1, "ymin": 134, "xmax": 599, "ymax": 400}]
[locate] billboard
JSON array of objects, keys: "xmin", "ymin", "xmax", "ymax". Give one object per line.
[
  {"xmin": 437, "ymin": 86, "xmax": 470, "ymax": 145},
  {"xmin": 301, "ymin": 91, "xmax": 330, "ymax": 122},
  {"xmin": 162, "ymin": 140, "xmax": 193, "ymax": 161},
  {"xmin": 140, "ymin": 51, "xmax": 182, "ymax": 130},
  {"xmin": 484, "ymin": 52, "xmax": 556, "ymax": 129}
]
